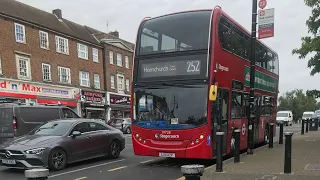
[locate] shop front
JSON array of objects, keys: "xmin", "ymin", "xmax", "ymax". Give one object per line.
[
  {"xmin": 107, "ymin": 92, "xmax": 131, "ymax": 121},
  {"xmin": 0, "ymin": 78, "xmax": 79, "ymax": 112},
  {"xmin": 80, "ymin": 89, "xmax": 107, "ymax": 119}
]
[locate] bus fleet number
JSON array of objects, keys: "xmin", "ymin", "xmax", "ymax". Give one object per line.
[{"xmin": 187, "ymin": 60, "xmax": 200, "ymax": 73}]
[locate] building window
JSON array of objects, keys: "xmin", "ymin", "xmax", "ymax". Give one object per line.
[
  {"xmin": 39, "ymin": 31, "xmax": 49, "ymax": 49},
  {"xmin": 94, "ymin": 74, "xmax": 100, "ymax": 89},
  {"xmin": 126, "ymin": 78, "xmax": 130, "ymax": 91},
  {"xmin": 125, "ymin": 56, "xmax": 129, "ymax": 69},
  {"xmin": 42, "ymin": 63, "xmax": 51, "ymax": 81},
  {"xmin": 15, "ymin": 23, "xmax": 26, "ymax": 43},
  {"xmin": 110, "ymin": 75, "xmax": 115, "ymax": 89},
  {"xmin": 109, "ymin": 51, "xmax": 114, "ymax": 64},
  {"xmin": 92, "ymin": 48, "xmax": 99, "ymax": 62},
  {"xmin": 58, "ymin": 66, "xmax": 71, "ymax": 84},
  {"xmin": 16, "ymin": 54, "xmax": 30, "ymax": 80},
  {"xmin": 79, "ymin": 71, "xmax": 90, "ymax": 87},
  {"xmin": 117, "ymin": 74, "xmax": 124, "ymax": 91},
  {"xmin": 117, "ymin": 53, "xmax": 122, "ymax": 67},
  {"xmin": 77, "ymin": 43, "xmax": 88, "ymax": 59},
  {"xmin": 55, "ymin": 36, "xmax": 69, "ymax": 54}
]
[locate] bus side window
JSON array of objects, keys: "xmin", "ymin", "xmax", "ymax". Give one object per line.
[
  {"xmin": 221, "ymin": 89, "xmax": 229, "ymax": 122},
  {"xmin": 231, "ymin": 91, "xmax": 244, "ymax": 119}
]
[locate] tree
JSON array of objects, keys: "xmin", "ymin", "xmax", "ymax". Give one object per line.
[
  {"xmin": 292, "ymin": 0, "xmax": 320, "ymax": 97},
  {"xmin": 277, "ymin": 89, "xmax": 318, "ymax": 122}
]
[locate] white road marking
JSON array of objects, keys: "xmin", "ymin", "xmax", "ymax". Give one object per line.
[{"xmin": 48, "ymin": 159, "xmax": 126, "ymax": 178}]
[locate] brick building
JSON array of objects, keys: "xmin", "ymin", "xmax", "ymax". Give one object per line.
[
  {"xmin": 86, "ymin": 27, "xmax": 134, "ymax": 120},
  {"xmin": 0, "ymin": 0, "xmax": 107, "ymax": 117}
]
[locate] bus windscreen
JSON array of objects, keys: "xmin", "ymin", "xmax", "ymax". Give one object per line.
[
  {"xmin": 137, "ymin": 10, "xmax": 212, "ymax": 55},
  {"xmin": 133, "ymin": 84, "xmax": 208, "ymax": 129}
]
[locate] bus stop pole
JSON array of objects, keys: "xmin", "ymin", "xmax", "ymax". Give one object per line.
[{"xmin": 247, "ymin": 0, "xmax": 258, "ymax": 155}]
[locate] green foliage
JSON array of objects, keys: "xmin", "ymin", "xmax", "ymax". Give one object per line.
[
  {"xmin": 278, "ymin": 89, "xmax": 320, "ymax": 122},
  {"xmin": 292, "ymin": 0, "xmax": 320, "ymax": 100}
]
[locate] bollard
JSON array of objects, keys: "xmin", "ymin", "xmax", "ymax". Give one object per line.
[
  {"xmin": 284, "ymin": 132, "xmax": 294, "ymax": 174},
  {"xmin": 181, "ymin": 164, "xmax": 204, "ymax": 180},
  {"xmin": 268, "ymin": 123, "xmax": 274, "ymax": 148},
  {"xmin": 216, "ymin": 131, "xmax": 224, "ymax": 172},
  {"xmin": 279, "ymin": 122, "xmax": 284, "ymax": 144},
  {"xmin": 25, "ymin": 168, "xmax": 49, "ymax": 180},
  {"xmin": 306, "ymin": 119, "xmax": 309, "ymax": 133},
  {"xmin": 301, "ymin": 119, "xmax": 305, "ymax": 135},
  {"xmin": 234, "ymin": 129, "xmax": 241, "ymax": 163}
]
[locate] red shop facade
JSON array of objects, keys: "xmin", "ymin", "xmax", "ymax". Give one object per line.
[
  {"xmin": 0, "ymin": 78, "xmax": 80, "ymax": 113},
  {"xmin": 80, "ymin": 89, "xmax": 107, "ymax": 120}
]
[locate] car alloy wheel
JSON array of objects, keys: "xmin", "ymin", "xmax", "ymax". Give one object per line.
[
  {"xmin": 49, "ymin": 148, "xmax": 67, "ymax": 171},
  {"xmin": 109, "ymin": 141, "xmax": 121, "ymax": 158}
]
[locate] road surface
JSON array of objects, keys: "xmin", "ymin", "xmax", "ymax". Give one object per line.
[{"xmin": 0, "ymin": 124, "xmax": 301, "ymax": 180}]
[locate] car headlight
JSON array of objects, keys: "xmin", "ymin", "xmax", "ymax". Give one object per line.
[{"xmin": 25, "ymin": 148, "xmax": 46, "ymax": 154}]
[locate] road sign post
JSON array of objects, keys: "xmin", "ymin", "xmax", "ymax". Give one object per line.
[{"xmin": 258, "ymin": 8, "xmax": 275, "ymax": 39}]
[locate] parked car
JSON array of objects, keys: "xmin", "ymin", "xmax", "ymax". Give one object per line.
[
  {"xmin": 0, "ymin": 103, "xmax": 80, "ymax": 144},
  {"xmin": 276, "ymin": 111, "xmax": 293, "ymax": 126},
  {"xmin": 108, "ymin": 118, "xmax": 131, "ymax": 134},
  {"xmin": 0, "ymin": 118, "xmax": 125, "ymax": 170},
  {"xmin": 302, "ymin": 111, "xmax": 314, "ymax": 120}
]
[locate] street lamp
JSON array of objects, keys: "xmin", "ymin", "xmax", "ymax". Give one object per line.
[{"xmin": 247, "ymin": 0, "xmax": 258, "ymax": 155}]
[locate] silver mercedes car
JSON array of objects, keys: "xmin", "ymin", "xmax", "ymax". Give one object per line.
[{"xmin": 0, "ymin": 118, "xmax": 125, "ymax": 170}]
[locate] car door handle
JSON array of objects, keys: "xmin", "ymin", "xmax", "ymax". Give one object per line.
[{"xmin": 86, "ymin": 136, "xmax": 91, "ymax": 139}]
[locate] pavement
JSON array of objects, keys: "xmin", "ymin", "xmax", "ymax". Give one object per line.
[
  {"xmin": 201, "ymin": 124, "xmax": 320, "ymax": 180},
  {"xmin": 0, "ymin": 125, "xmax": 302, "ymax": 180}
]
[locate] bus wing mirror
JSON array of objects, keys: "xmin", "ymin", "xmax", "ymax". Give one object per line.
[{"xmin": 209, "ymin": 85, "xmax": 217, "ymax": 101}]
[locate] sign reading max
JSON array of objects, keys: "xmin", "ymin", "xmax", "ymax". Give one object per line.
[{"xmin": 140, "ymin": 59, "xmax": 202, "ymax": 78}]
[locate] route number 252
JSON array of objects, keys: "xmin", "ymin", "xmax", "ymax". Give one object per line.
[{"xmin": 187, "ymin": 60, "xmax": 200, "ymax": 72}]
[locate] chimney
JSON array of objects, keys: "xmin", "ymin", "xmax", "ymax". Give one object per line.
[
  {"xmin": 109, "ymin": 31, "xmax": 119, "ymax": 38},
  {"xmin": 52, "ymin": 9, "xmax": 62, "ymax": 19}
]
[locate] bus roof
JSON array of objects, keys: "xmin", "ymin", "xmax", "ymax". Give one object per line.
[{"xmin": 138, "ymin": 7, "xmax": 277, "ymax": 56}]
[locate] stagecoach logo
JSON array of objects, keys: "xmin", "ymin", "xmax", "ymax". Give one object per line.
[
  {"xmin": 216, "ymin": 62, "xmax": 229, "ymax": 72},
  {"xmin": 155, "ymin": 132, "xmax": 179, "ymax": 139}
]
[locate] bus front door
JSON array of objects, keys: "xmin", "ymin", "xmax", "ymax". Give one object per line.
[{"xmin": 211, "ymin": 88, "xmax": 229, "ymax": 157}]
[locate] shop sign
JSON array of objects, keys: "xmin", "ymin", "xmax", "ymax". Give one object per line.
[
  {"xmin": 0, "ymin": 79, "xmax": 77, "ymax": 99},
  {"xmin": 81, "ymin": 90, "xmax": 106, "ymax": 104},
  {"xmin": 110, "ymin": 93, "xmax": 131, "ymax": 105}
]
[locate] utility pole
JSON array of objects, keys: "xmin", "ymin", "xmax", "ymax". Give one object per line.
[{"xmin": 247, "ymin": 0, "xmax": 258, "ymax": 155}]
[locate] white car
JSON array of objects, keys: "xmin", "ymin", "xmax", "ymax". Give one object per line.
[
  {"xmin": 276, "ymin": 111, "xmax": 293, "ymax": 126},
  {"xmin": 302, "ymin": 111, "xmax": 314, "ymax": 120}
]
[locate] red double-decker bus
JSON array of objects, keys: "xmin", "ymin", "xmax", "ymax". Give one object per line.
[{"xmin": 131, "ymin": 7, "xmax": 279, "ymax": 159}]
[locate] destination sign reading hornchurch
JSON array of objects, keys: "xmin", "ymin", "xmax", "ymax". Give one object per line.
[{"xmin": 140, "ymin": 60, "xmax": 201, "ymax": 78}]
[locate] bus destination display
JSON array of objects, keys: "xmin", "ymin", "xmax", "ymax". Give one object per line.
[{"xmin": 140, "ymin": 60, "xmax": 202, "ymax": 78}]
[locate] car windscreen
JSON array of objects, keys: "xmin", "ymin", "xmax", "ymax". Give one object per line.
[
  {"xmin": 277, "ymin": 113, "xmax": 288, "ymax": 117},
  {"xmin": 0, "ymin": 108, "xmax": 14, "ymax": 135},
  {"xmin": 30, "ymin": 121, "xmax": 73, "ymax": 136}
]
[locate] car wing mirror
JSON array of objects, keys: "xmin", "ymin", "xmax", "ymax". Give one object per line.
[{"xmin": 71, "ymin": 131, "xmax": 81, "ymax": 138}]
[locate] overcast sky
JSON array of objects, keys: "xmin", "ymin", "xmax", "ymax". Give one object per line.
[{"xmin": 17, "ymin": 0, "xmax": 319, "ymax": 95}]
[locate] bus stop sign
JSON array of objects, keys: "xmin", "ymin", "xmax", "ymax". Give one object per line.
[{"xmin": 258, "ymin": 0, "xmax": 267, "ymax": 9}]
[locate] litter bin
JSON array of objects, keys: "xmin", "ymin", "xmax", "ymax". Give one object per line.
[{"xmin": 309, "ymin": 117, "xmax": 319, "ymax": 131}]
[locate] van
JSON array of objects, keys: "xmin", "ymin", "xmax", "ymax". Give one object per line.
[
  {"xmin": 276, "ymin": 111, "xmax": 293, "ymax": 126},
  {"xmin": 302, "ymin": 111, "xmax": 314, "ymax": 120},
  {"xmin": 0, "ymin": 103, "xmax": 80, "ymax": 143}
]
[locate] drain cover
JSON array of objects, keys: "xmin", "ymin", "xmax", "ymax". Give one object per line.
[{"xmin": 305, "ymin": 164, "xmax": 320, "ymax": 170}]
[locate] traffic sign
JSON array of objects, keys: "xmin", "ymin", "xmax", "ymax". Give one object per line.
[
  {"xmin": 258, "ymin": 0, "xmax": 267, "ymax": 9},
  {"xmin": 258, "ymin": 8, "xmax": 275, "ymax": 39}
]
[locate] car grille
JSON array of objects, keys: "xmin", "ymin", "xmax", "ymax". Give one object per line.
[
  {"xmin": 25, "ymin": 158, "xmax": 44, "ymax": 166},
  {"xmin": 0, "ymin": 149, "xmax": 24, "ymax": 155}
]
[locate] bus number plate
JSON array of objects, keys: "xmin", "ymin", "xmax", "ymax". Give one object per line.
[{"xmin": 159, "ymin": 152, "xmax": 175, "ymax": 158}]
